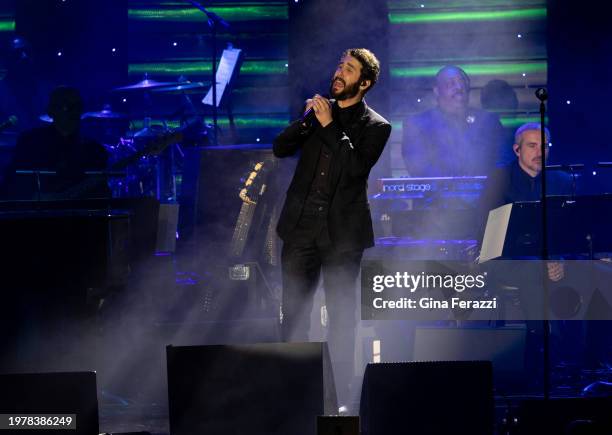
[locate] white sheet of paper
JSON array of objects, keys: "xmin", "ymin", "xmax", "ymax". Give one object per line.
[
  {"xmin": 202, "ymin": 48, "xmax": 242, "ymax": 107},
  {"xmin": 479, "ymin": 203, "xmax": 513, "ymax": 263}
]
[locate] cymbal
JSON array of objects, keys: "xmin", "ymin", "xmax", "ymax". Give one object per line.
[
  {"xmin": 114, "ymin": 78, "xmax": 179, "ymax": 91},
  {"xmin": 152, "ymin": 81, "xmax": 209, "ymax": 93},
  {"xmin": 126, "ymin": 125, "xmax": 170, "ymax": 139},
  {"xmin": 83, "ymin": 106, "xmax": 127, "ymax": 119}
]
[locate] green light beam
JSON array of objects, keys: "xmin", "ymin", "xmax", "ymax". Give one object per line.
[
  {"xmin": 389, "ymin": 7, "xmax": 545, "ymax": 24},
  {"xmin": 128, "ymin": 60, "xmax": 288, "ymax": 76},
  {"xmin": 391, "ymin": 62, "xmax": 546, "ymax": 78},
  {"xmin": 0, "ymin": 19, "xmax": 15, "ymax": 32},
  {"xmin": 129, "ymin": 5, "xmax": 287, "ymax": 22}
]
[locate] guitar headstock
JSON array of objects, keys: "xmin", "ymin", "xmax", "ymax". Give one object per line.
[{"xmin": 239, "ymin": 161, "xmax": 266, "ymax": 205}]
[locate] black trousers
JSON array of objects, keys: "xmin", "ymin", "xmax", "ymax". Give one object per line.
[{"xmin": 280, "ymin": 211, "xmax": 363, "ymax": 403}]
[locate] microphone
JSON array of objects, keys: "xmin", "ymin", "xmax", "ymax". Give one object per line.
[
  {"xmin": 535, "ymin": 88, "xmax": 548, "ymax": 102},
  {"xmin": 301, "ymin": 97, "xmax": 335, "ymax": 126},
  {"xmin": 0, "ymin": 115, "xmax": 18, "ymax": 132}
]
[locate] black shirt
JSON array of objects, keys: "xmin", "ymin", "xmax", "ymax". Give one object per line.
[
  {"xmin": 402, "ymin": 107, "xmax": 507, "ymax": 177},
  {"xmin": 481, "ymin": 160, "xmax": 572, "ymax": 208},
  {"xmin": 478, "ymin": 160, "xmax": 573, "ymax": 240},
  {"xmin": 302, "ymin": 101, "xmax": 365, "ymax": 214}
]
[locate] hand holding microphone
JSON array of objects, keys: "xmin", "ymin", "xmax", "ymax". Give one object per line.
[{"xmin": 301, "ymin": 94, "xmax": 334, "ymax": 128}]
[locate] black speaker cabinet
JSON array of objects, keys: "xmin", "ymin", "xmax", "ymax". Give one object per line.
[
  {"xmin": 360, "ymin": 361, "xmax": 493, "ymax": 435},
  {"xmin": 0, "ymin": 371, "xmax": 99, "ymax": 435},
  {"xmin": 167, "ymin": 342, "xmax": 337, "ymax": 435}
]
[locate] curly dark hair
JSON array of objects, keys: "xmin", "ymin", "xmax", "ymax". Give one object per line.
[{"xmin": 342, "ymin": 48, "xmax": 380, "ymax": 93}]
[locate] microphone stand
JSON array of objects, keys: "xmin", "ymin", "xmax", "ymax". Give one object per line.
[
  {"xmin": 187, "ymin": 0, "xmax": 230, "ymax": 146},
  {"xmin": 535, "ymin": 87, "xmax": 550, "ymax": 400}
]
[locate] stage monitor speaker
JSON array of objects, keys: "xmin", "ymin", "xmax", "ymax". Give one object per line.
[
  {"xmin": 0, "ymin": 371, "xmax": 99, "ymax": 435},
  {"xmin": 167, "ymin": 342, "xmax": 337, "ymax": 435},
  {"xmin": 360, "ymin": 361, "xmax": 493, "ymax": 435},
  {"xmin": 517, "ymin": 397, "xmax": 612, "ymax": 435}
]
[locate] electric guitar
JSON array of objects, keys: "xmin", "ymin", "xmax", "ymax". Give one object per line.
[{"xmin": 230, "ymin": 161, "xmax": 268, "ymax": 257}]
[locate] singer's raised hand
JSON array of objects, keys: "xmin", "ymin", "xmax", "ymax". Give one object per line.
[{"xmin": 313, "ymin": 94, "xmax": 333, "ymax": 127}]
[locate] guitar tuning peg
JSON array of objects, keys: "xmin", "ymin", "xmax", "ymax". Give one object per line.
[{"xmin": 239, "ymin": 187, "xmax": 248, "ymax": 201}]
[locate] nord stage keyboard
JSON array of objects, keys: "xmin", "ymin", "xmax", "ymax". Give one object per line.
[{"xmin": 374, "ymin": 176, "xmax": 487, "ymax": 201}]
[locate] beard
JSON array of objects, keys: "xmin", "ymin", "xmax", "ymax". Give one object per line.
[{"xmin": 329, "ymin": 77, "xmax": 361, "ymax": 101}]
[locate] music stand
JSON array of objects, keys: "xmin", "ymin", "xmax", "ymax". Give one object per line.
[
  {"xmin": 480, "ymin": 195, "xmax": 612, "ymax": 262},
  {"xmin": 201, "ymin": 45, "xmax": 244, "ymax": 142}
]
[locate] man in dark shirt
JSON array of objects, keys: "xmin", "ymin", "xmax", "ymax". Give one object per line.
[
  {"xmin": 273, "ymin": 48, "xmax": 391, "ymax": 409},
  {"xmin": 478, "ymin": 122, "xmax": 571, "ymax": 285},
  {"xmin": 1, "ymin": 86, "xmax": 108, "ymax": 199},
  {"xmin": 402, "ymin": 65, "xmax": 508, "ymax": 176},
  {"xmin": 478, "ymin": 123, "xmax": 574, "ymax": 388},
  {"xmin": 479, "ymin": 122, "xmax": 572, "ymax": 216}
]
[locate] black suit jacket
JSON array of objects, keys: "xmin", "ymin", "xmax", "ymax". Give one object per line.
[{"xmin": 273, "ymin": 101, "xmax": 391, "ymax": 252}]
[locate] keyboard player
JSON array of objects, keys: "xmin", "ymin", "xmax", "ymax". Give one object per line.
[{"xmin": 0, "ymin": 86, "xmax": 108, "ymax": 200}]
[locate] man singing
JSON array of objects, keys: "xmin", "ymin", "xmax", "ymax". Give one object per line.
[{"xmin": 273, "ymin": 48, "xmax": 391, "ymax": 409}]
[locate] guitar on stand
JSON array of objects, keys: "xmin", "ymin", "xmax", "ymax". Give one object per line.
[
  {"xmin": 222, "ymin": 156, "xmax": 280, "ymax": 318},
  {"xmin": 230, "ymin": 160, "xmax": 267, "ymax": 258}
]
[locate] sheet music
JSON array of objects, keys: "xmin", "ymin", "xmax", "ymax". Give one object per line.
[
  {"xmin": 479, "ymin": 203, "xmax": 513, "ymax": 263},
  {"xmin": 202, "ymin": 48, "xmax": 242, "ymax": 107}
]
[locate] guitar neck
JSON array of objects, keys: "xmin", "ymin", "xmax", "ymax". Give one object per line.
[{"xmin": 230, "ymin": 201, "xmax": 257, "ymax": 257}]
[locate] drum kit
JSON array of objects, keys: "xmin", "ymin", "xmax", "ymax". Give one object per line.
[{"xmin": 77, "ymin": 76, "xmax": 213, "ymax": 201}]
